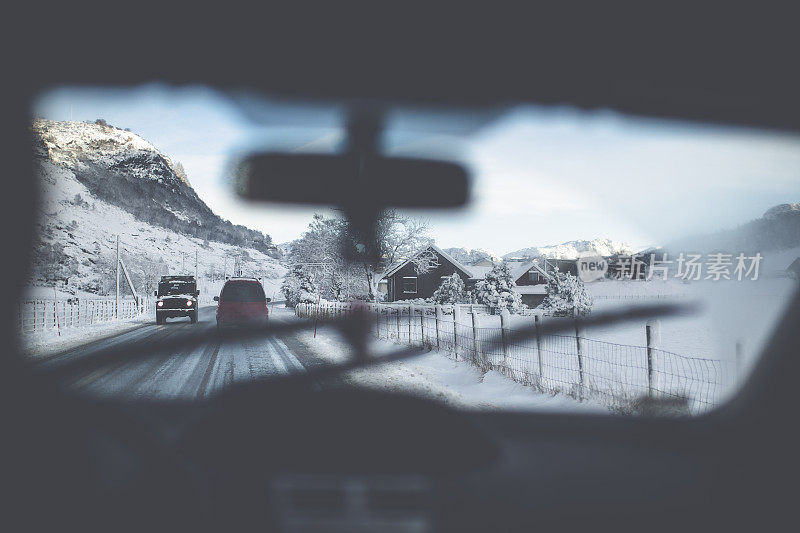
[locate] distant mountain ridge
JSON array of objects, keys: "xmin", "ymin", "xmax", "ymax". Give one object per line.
[
  {"xmin": 441, "ymin": 247, "xmax": 500, "ymax": 265},
  {"xmin": 502, "ymin": 238, "xmax": 637, "ymax": 260}
]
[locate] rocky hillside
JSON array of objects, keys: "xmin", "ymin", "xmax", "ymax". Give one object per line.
[
  {"xmin": 29, "ymin": 119, "xmax": 284, "ymax": 297},
  {"xmin": 32, "ymin": 119, "xmax": 276, "ymax": 255}
]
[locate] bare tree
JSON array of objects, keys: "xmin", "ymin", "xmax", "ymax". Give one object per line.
[
  {"xmin": 288, "ymin": 211, "xmax": 434, "ymax": 301},
  {"xmin": 287, "ymin": 214, "xmax": 366, "ymax": 300},
  {"xmin": 346, "ymin": 210, "xmax": 433, "ymax": 300}
]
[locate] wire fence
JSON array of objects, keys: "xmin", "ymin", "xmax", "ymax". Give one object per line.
[
  {"xmin": 17, "ymin": 298, "xmax": 148, "ymax": 335},
  {"xmin": 296, "ymin": 300, "xmax": 732, "ymax": 413}
]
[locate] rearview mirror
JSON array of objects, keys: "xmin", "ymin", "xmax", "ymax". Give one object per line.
[
  {"xmin": 266, "ymin": 297, "xmax": 272, "ymax": 303},
  {"xmin": 196, "ymin": 290, "xmax": 200, "ymax": 296},
  {"xmin": 153, "ymin": 291, "xmax": 157, "ymax": 297},
  {"xmin": 213, "ymin": 296, "xmax": 219, "ymax": 302},
  {"xmin": 239, "ymin": 153, "xmax": 469, "ymax": 208}
]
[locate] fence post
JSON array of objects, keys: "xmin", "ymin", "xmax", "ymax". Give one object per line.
[
  {"xmin": 500, "ymin": 308, "xmax": 510, "ymax": 365},
  {"xmin": 453, "ymin": 305, "xmax": 461, "ymax": 360},
  {"xmin": 435, "ymin": 304, "xmax": 442, "ymax": 350},
  {"xmin": 396, "ymin": 306, "xmax": 401, "ymax": 340},
  {"xmin": 534, "ymin": 314, "xmax": 543, "ymax": 379},
  {"xmin": 376, "ymin": 304, "xmax": 381, "ymax": 337},
  {"xmin": 408, "ymin": 304, "xmax": 414, "ymax": 346},
  {"xmin": 420, "ymin": 307, "xmax": 425, "ymax": 346},
  {"xmin": 645, "ymin": 319, "xmax": 661, "ymax": 397},
  {"xmin": 575, "ymin": 318, "xmax": 584, "ymax": 399},
  {"xmin": 471, "ymin": 308, "xmax": 479, "ymax": 361}
]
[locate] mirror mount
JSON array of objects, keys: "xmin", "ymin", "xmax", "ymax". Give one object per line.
[{"xmin": 240, "ymin": 109, "xmax": 469, "ymax": 263}]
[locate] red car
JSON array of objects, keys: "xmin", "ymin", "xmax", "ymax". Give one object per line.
[{"xmin": 214, "ymin": 278, "xmax": 271, "ymax": 330}]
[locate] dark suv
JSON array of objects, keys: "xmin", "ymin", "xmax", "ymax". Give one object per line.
[
  {"xmin": 154, "ymin": 275, "xmax": 199, "ymax": 324},
  {"xmin": 214, "ymin": 278, "xmax": 270, "ymax": 329}
]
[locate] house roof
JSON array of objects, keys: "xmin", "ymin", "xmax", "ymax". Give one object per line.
[
  {"xmin": 510, "ymin": 259, "xmax": 551, "ymax": 282},
  {"xmin": 466, "ymin": 265, "xmax": 493, "ymax": 280},
  {"xmin": 381, "ymin": 244, "xmax": 476, "ymax": 279}
]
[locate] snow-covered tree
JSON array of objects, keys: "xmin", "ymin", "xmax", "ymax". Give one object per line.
[
  {"xmin": 287, "ymin": 214, "xmax": 366, "ymax": 300},
  {"xmin": 410, "ymin": 248, "xmax": 440, "ymax": 275},
  {"xmin": 472, "ymin": 263, "xmax": 523, "ymax": 313},
  {"xmin": 431, "ymin": 273, "xmax": 467, "ymax": 304},
  {"xmin": 281, "ymin": 265, "xmax": 318, "ymax": 308},
  {"xmin": 540, "ymin": 271, "xmax": 593, "ymax": 317}
]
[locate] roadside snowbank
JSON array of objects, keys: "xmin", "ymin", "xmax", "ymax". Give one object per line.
[
  {"xmin": 294, "ymin": 320, "xmax": 608, "ymax": 413},
  {"xmin": 19, "ymin": 313, "xmax": 152, "ymax": 359}
]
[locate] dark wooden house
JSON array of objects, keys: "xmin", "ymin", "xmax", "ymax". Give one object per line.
[{"xmin": 382, "ymin": 245, "xmax": 478, "ymax": 302}]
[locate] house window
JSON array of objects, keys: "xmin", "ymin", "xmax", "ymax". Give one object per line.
[
  {"xmin": 528, "ymin": 271, "xmax": 542, "ymax": 282},
  {"xmin": 402, "ymin": 277, "xmax": 417, "ymax": 293}
]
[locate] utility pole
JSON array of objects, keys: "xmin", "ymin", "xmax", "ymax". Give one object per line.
[
  {"xmin": 115, "ymin": 235, "xmax": 120, "ymax": 319},
  {"xmin": 195, "ymin": 249, "xmax": 198, "ymax": 280}
]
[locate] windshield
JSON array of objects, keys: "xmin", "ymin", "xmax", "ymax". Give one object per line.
[
  {"xmin": 20, "ymin": 85, "xmax": 800, "ymax": 416},
  {"xmin": 221, "ymin": 282, "xmax": 265, "ymax": 302},
  {"xmin": 158, "ymin": 281, "xmax": 196, "ymax": 296}
]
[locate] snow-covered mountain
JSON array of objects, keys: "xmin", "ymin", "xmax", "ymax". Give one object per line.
[
  {"xmin": 32, "ymin": 119, "xmax": 276, "ymax": 255},
  {"xmin": 502, "ymin": 238, "xmax": 637, "ymax": 260},
  {"xmin": 441, "ymin": 247, "xmax": 500, "ymax": 265},
  {"xmin": 29, "ymin": 119, "xmax": 285, "ymax": 298}
]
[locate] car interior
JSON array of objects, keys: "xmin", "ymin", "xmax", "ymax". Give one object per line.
[{"xmin": 4, "ymin": 7, "xmax": 800, "ymax": 532}]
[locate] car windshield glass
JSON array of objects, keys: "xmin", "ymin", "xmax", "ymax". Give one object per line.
[
  {"xmin": 21, "ymin": 85, "xmax": 800, "ymax": 417},
  {"xmin": 158, "ymin": 281, "xmax": 196, "ymax": 296},
  {"xmin": 222, "ymin": 282, "xmax": 265, "ymax": 302}
]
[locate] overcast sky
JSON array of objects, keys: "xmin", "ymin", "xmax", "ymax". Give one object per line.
[{"xmin": 35, "ymin": 85, "xmax": 800, "ymax": 256}]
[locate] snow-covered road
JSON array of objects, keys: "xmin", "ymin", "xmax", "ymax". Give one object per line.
[
  {"xmin": 36, "ymin": 306, "xmax": 311, "ymax": 400},
  {"xmin": 29, "ymin": 305, "xmax": 613, "ymax": 412}
]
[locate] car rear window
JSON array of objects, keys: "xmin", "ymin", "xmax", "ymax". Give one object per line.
[{"xmin": 221, "ymin": 282, "xmax": 266, "ymax": 302}]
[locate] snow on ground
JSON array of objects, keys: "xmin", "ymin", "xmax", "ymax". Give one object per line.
[
  {"xmin": 435, "ymin": 274, "xmax": 797, "ymax": 409},
  {"xmin": 20, "ymin": 312, "xmax": 153, "ymax": 359},
  {"xmin": 293, "ymin": 319, "xmax": 608, "ymax": 413}
]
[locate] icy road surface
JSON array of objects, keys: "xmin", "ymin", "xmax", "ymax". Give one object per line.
[{"xmin": 36, "ymin": 306, "xmax": 314, "ymax": 400}]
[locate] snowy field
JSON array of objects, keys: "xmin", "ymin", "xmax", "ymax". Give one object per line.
[
  {"xmin": 300, "ymin": 271, "xmax": 798, "ymax": 412},
  {"xmin": 473, "ymin": 276, "xmax": 797, "ymax": 409}
]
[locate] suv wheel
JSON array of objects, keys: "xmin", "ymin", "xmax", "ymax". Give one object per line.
[
  {"xmin": 156, "ymin": 314, "xmax": 164, "ymax": 325},
  {"xmin": 190, "ymin": 311, "xmax": 198, "ymax": 324}
]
